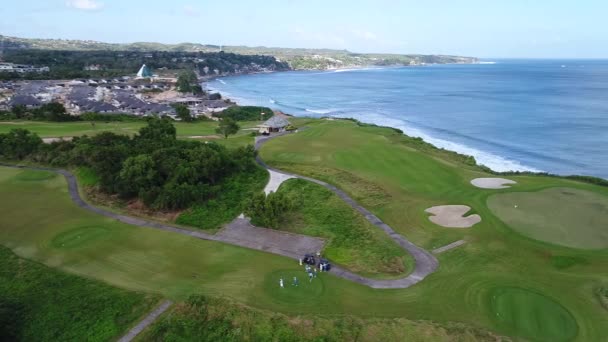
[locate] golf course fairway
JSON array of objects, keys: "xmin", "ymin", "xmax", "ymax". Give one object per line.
[{"xmin": 2, "ymin": 119, "xmax": 608, "ymax": 340}]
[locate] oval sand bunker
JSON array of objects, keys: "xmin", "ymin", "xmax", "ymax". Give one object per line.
[
  {"xmin": 471, "ymin": 178, "xmax": 516, "ymax": 189},
  {"xmin": 425, "ymin": 205, "xmax": 481, "ymax": 228}
]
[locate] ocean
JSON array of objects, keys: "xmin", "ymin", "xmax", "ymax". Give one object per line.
[{"xmin": 208, "ymin": 59, "xmax": 608, "ymax": 179}]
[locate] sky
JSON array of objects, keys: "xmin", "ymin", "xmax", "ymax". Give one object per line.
[{"xmin": 1, "ymin": 0, "xmax": 607, "ymax": 58}]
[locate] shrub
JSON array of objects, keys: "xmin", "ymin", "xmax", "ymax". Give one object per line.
[{"xmin": 245, "ymin": 191, "xmax": 295, "ymax": 228}]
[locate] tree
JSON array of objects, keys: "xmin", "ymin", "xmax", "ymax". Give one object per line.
[
  {"xmin": 119, "ymin": 154, "xmax": 158, "ymax": 197},
  {"xmin": 244, "ymin": 191, "xmax": 295, "ymax": 228},
  {"xmin": 215, "ymin": 118, "xmax": 239, "ymax": 139},
  {"xmin": 11, "ymin": 105, "xmax": 27, "ymax": 119},
  {"xmin": 0, "ymin": 128, "xmax": 43, "ymax": 160},
  {"xmin": 176, "ymin": 70, "xmax": 198, "ymax": 93},
  {"xmin": 174, "ymin": 104, "xmax": 194, "ymax": 122}
]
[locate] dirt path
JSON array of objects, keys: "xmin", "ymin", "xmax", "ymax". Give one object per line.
[
  {"xmin": 1, "ymin": 133, "xmax": 438, "ymax": 289},
  {"xmin": 117, "ymin": 300, "xmax": 173, "ymax": 342}
]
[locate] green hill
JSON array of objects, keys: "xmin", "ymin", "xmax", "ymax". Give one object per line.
[{"xmin": 0, "ymin": 34, "xmax": 478, "ymax": 70}]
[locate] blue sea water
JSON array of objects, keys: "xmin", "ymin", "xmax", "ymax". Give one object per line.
[{"xmin": 209, "ymin": 60, "xmax": 608, "ymax": 179}]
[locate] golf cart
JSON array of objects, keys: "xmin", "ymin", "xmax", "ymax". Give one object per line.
[
  {"xmin": 319, "ymin": 258, "xmax": 331, "ymax": 271},
  {"xmin": 302, "ymin": 254, "xmax": 316, "ymax": 265}
]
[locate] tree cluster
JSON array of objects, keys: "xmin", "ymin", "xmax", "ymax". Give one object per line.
[
  {"xmin": 244, "ymin": 191, "xmax": 295, "ymax": 228},
  {"xmin": 0, "ymin": 49, "xmax": 290, "ymax": 80},
  {"xmin": 0, "ymin": 119, "xmax": 259, "ymax": 210},
  {"xmin": 176, "ymin": 70, "xmax": 202, "ymax": 94},
  {"xmin": 1, "ymin": 103, "xmax": 77, "ymax": 122}
]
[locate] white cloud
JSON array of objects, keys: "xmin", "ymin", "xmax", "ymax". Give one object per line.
[{"xmin": 65, "ymin": 0, "xmax": 104, "ymax": 11}]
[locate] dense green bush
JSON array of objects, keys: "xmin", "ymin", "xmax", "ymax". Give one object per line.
[
  {"xmin": 214, "ymin": 106, "xmax": 273, "ymax": 121},
  {"xmin": 0, "ymin": 128, "xmax": 43, "ymax": 160},
  {"xmin": 0, "ymin": 119, "xmax": 260, "ymax": 210},
  {"xmin": 245, "ymin": 190, "xmax": 295, "ymax": 228},
  {"xmin": 177, "ymin": 167, "xmax": 268, "ymax": 230}
]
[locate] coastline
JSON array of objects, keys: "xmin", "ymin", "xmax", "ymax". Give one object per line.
[
  {"xmin": 207, "ymin": 74, "xmax": 608, "ymax": 184},
  {"xmin": 206, "ymin": 73, "xmax": 540, "ymax": 174}
]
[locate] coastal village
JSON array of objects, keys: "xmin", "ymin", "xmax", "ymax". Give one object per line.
[{"xmin": 0, "ymin": 63, "xmax": 234, "ymax": 119}]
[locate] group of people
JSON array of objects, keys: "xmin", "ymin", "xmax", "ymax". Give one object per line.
[{"xmin": 278, "ymin": 252, "xmax": 330, "ymax": 288}]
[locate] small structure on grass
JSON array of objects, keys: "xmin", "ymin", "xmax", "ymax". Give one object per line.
[{"xmin": 258, "ymin": 116, "xmax": 291, "ymax": 135}]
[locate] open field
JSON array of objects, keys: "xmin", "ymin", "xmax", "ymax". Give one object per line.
[
  {"xmin": 0, "ymin": 120, "xmax": 259, "ymax": 148},
  {"xmin": 0, "ymin": 245, "xmax": 159, "ymax": 341},
  {"xmin": 259, "ymin": 119, "xmax": 608, "ymax": 341},
  {"xmin": 2, "ymin": 119, "xmax": 608, "ymax": 340},
  {"xmin": 488, "ymin": 187, "xmax": 608, "ymax": 249}
]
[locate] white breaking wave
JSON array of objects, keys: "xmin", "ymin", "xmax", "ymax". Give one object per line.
[
  {"xmin": 306, "ymin": 108, "xmax": 334, "ymax": 114},
  {"xmin": 332, "ymin": 67, "xmax": 384, "ymax": 73},
  {"xmin": 477, "ymin": 61, "xmax": 497, "ymax": 65},
  {"xmin": 269, "ymin": 98, "xmax": 276, "ymax": 104},
  {"xmin": 333, "ymin": 112, "xmax": 542, "ymax": 173},
  {"xmin": 217, "ymin": 79, "xmax": 227, "ymax": 84}
]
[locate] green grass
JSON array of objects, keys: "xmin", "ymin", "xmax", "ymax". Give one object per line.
[
  {"xmin": 0, "ymin": 245, "xmax": 159, "ymax": 341},
  {"xmin": 139, "ymin": 295, "xmax": 502, "ymax": 342},
  {"xmin": 276, "ymin": 179, "xmax": 413, "ymax": 278},
  {"xmin": 13, "ymin": 169, "xmax": 56, "ymax": 181},
  {"xmin": 487, "ymin": 187, "xmax": 608, "ymax": 249},
  {"xmin": 488, "ymin": 287, "xmax": 578, "ymax": 342},
  {"xmin": 3, "ymin": 119, "xmax": 608, "ymax": 340},
  {"xmin": 0, "ymin": 120, "xmax": 261, "ymax": 139},
  {"xmin": 176, "ymin": 166, "xmax": 268, "ymax": 230},
  {"xmin": 259, "ymin": 119, "xmax": 608, "ymax": 340}
]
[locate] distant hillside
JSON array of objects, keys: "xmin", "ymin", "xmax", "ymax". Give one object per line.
[{"xmin": 0, "ymin": 34, "xmax": 478, "ymax": 70}]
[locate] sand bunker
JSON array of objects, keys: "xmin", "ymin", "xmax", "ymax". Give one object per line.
[
  {"xmin": 425, "ymin": 205, "xmax": 481, "ymax": 228},
  {"xmin": 471, "ymin": 178, "xmax": 516, "ymax": 189}
]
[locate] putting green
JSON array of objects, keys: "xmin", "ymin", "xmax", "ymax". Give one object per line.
[
  {"xmin": 489, "ymin": 287, "xmax": 578, "ymax": 341},
  {"xmin": 264, "ymin": 270, "xmax": 325, "ymax": 307},
  {"xmin": 14, "ymin": 170, "xmax": 56, "ymax": 182},
  {"xmin": 488, "ymin": 187, "xmax": 608, "ymax": 249},
  {"xmin": 51, "ymin": 225, "xmax": 111, "ymax": 249}
]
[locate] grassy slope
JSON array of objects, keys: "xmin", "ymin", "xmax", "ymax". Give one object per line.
[
  {"xmin": 0, "ymin": 165, "xmax": 514, "ymax": 340},
  {"xmin": 138, "ymin": 296, "xmax": 500, "ymax": 342},
  {"xmin": 276, "ymin": 178, "xmax": 414, "ymax": 278},
  {"xmin": 0, "ymin": 245, "xmax": 159, "ymax": 341},
  {"xmin": 259, "ymin": 119, "xmax": 608, "ymax": 341},
  {"xmin": 1, "ymin": 119, "xmax": 608, "ymax": 340}
]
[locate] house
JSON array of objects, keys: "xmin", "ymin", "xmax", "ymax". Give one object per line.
[
  {"xmin": 258, "ymin": 116, "xmax": 291, "ymax": 134},
  {"xmin": 8, "ymin": 95, "xmax": 42, "ymax": 108}
]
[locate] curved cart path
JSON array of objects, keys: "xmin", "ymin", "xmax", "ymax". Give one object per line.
[
  {"xmin": 255, "ymin": 133, "xmax": 438, "ymax": 288},
  {"xmin": 1, "ymin": 134, "xmax": 438, "ymax": 289}
]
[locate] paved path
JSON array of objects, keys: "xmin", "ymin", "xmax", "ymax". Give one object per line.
[
  {"xmin": 432, "ymin": 240, "xmax": 467, "ymax": 254},
  {"xmin": 255, "ymin": 133, "xmax": 439, "ymax": 289},
  {"xmin": 117, "ymin": 300, "xmax": 173, "ymax": 342},
  {"xmin": 1, "ymin": 132, "xmax": 439, "ymax": 289},
  {"xmin": 216, "ymin": 217, "xmax": 324, "ymax": 260}
]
